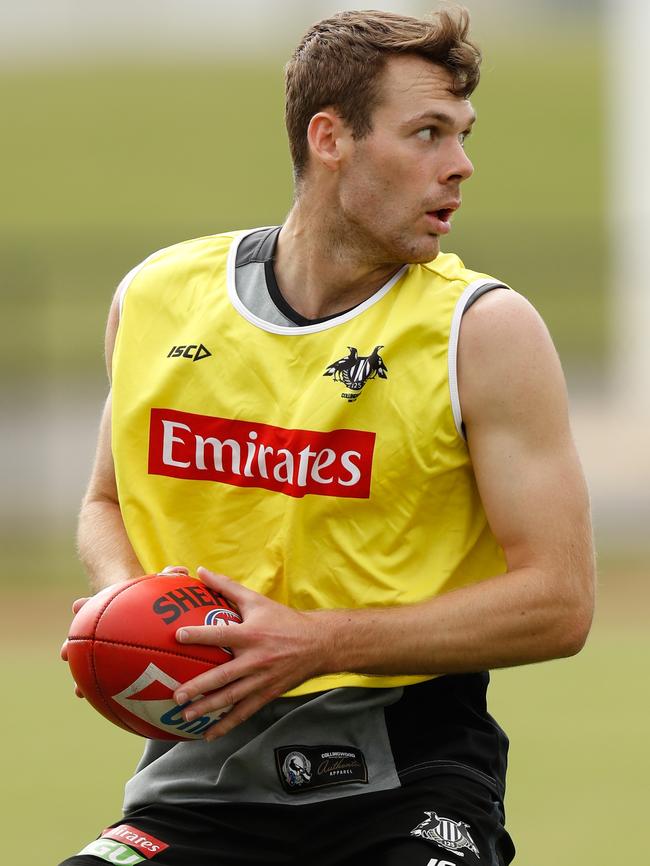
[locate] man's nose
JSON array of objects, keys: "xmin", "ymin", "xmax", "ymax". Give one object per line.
[{"xmin": 440, "ymin": 140, "xmax": 474, "ymax": 183}]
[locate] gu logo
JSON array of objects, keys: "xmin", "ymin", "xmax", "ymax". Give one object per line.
[
  {"xmin": 323, "ymin": 345, "xmax": 387, "ymax": 401},
  {"xmin": 410, "ymin": 812, "xmax": 480, "ymax": 858}
]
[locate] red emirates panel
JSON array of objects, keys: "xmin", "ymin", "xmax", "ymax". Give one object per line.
[
  {"xmin": 148, "ymin": 407, "xmax": 375, "ymax": 499},
  {"xmin": 101, "ymin": 824, "xmax": 169, "ymax": 858}
]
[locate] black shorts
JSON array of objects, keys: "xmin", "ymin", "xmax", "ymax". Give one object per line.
[{"xmin": 58, "ymin": 773, "xmax": 515, "ymax": 866}]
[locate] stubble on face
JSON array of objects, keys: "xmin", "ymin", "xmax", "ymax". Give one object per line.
[{"xmin": 333, "ymin": 56, "xmax": 475, "ymax": 268}]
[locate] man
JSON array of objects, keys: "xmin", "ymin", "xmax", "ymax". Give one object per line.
[{"xmin": 60, "ymin": 7, "xmax": 594, "ymax": 866}]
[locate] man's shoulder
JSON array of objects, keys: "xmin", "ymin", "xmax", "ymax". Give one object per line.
[
  {"xmin": 137, "ymin": 229, "xmax": 244, "ymax": 272},
  {"xmin": 418, "ymin": 251, "xmax": 506, "ymax": 290},
  {"xmin": 117, "ymin": 229, "xmax": 252, "ymax": 297},
  {"xmin": 114, "ymin": 229, "xmax": 253, "ymax": 314}
]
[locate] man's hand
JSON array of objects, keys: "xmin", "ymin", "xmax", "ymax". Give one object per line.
[
  {"xmin": 173, "ymin": 567, "xmax": 326, "ymax": 741},
  {"xmin": 60, "ymin": 597, "xmax": 92, "ymax": 697}
]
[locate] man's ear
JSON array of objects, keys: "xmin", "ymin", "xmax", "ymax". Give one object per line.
[{"xmin": 306, "ymin": 109, "xmax": 350, "ymax": 172}]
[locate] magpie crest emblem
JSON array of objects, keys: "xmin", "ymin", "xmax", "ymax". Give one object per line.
[
  {"xmin": 282, "ymin": 751, "xmax": 312, "ymax": 787},
  {"xmin": 410, "ymin": 811, "xmax": 480, "ymax": 858},
  {"xmin": 323, "ymin": 345, "xmax": 387, "ymax": 401}
]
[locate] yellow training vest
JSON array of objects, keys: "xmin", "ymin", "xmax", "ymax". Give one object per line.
[{"xmin": 112, "ymin": 229, "xmax": 507, "ymax": 696}]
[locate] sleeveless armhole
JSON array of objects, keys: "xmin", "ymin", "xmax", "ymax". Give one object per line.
[
  {"xmin": 116, "ymin": 248, "xmax": 173, "ymax": 320},
  {"xmin": 448, "ymin": 279, "xmax": 511, "ymax": 440}
]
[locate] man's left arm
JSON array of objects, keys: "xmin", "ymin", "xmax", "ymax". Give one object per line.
[{"xmin": 175, "ymin": 289, "xmax": 595, "ymax": 738}]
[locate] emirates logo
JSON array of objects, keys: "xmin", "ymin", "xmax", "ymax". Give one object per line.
[
  {"xmin": 148, "ymin": 408, "xmax": 375, "ymax": 499},
  {"xmin": 323, "ymin": 345, "xmax": 387, "ymax": 401}
]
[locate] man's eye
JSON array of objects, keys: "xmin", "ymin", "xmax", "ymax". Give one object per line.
[
  {"xmin": 459, "ymin": 131, "xmax": 471, "ymax": 148},
  {"xmin": 416, "ymin": 127, "xmax": 437, "ymax": 142}
]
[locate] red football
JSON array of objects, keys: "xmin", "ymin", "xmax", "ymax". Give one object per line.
[{"xmin": 66, "ymin": 574, "xmax": 242, "ymax": 740}]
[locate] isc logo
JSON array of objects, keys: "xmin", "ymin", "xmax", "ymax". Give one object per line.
[{"xmin": 167, "ymin": 343, "xmax": 211, "ymax": 362}]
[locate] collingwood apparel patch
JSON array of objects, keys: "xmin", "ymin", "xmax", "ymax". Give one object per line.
[
  {"xmin": 411, "ymin": 812, "xmax": 480, "ymax": 859},
  {"xmin": 323, "ymin": 345, "xmax": 387, "ymax": 401},
  {"xmin": 275, "ymin": 745, "xmax": 368, "ymax": 793}
]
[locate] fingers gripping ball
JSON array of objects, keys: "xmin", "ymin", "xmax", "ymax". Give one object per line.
[{"xmin": 66, "ymin": 574, "xmax": 241, "ymax": 740}]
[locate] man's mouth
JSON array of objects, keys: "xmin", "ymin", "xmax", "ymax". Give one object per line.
[
  {"xmin": 425, "ymin": 204, "xmax": 459, "ymax": 235},
  {"xmin": 434, "ymin": 207, "xmax": 454, "ymax": 222}
]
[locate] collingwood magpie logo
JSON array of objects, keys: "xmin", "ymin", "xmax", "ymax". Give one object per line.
[
  {"xmin": 282, "ymin": 751, "xmax": 312, "ymax": 787},
  {"xmin": 410, "ymin": 812, "xmax": 480, "ymax": 858},
  {"xmin": 323, "ymin": 345, "xmax": 387, "ymax": 402}
]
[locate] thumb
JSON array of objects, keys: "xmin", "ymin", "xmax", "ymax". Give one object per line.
[
  {"xmin": 159, "ymin": 565, "xmax": 190, "ymax": 576},
  {"xmin": 72, "ymin": 597, "xmax": 89, "ymax": 614}
]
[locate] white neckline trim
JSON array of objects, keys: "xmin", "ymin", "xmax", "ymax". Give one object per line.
[{"xmin": 226, "ymin": 228, "xmax": 409, "ymax": 335}]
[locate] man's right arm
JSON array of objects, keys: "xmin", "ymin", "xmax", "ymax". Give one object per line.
[{"xmin": 77, "ymin": 289, "xmax": 143, "ymax": 592}]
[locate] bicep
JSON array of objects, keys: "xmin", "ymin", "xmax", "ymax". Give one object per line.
[
  {"xmin": 105, "ymin": 285, "xmax": 121, "ymax": 382},
  {"xmin": 84, "ymin": 285, "xmax": 121, "ymax": 504},
  {"xmin": 83, "ymin": 392, "xmax": 118, "ymax": 505},
  {"xmin": 458, "ymin": 290, "xmax": 593, "ymax": 581}
]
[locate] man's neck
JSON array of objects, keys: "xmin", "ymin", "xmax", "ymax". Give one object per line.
[{"xmin": 274, "ymin": 201, "xmax": 404, "ymax": 321}]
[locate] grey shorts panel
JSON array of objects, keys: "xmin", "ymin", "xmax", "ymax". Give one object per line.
[{"xmin": 124, "ymin": 686, "xmax": 403, "ymax": 810}]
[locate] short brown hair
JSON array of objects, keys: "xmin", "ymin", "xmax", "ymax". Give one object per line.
[{"xmin": 285, "ymin": 7, "xmax": 481, "ymax": 181}]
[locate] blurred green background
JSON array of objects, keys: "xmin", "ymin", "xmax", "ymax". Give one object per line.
[
  {"xmin": 1, "ymin": 1, "xmax": 647, "ymax": 864},
  {"xmin": 0, "ymin": 23, "xmax": 606, "ymax": 382}
]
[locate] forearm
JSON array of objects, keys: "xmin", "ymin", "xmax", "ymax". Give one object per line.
[
  {"xmin": 173, "ymin": 562, "xmax": 594, "ymax": 741},
  {"xmin": 77, "ymin": 496, "xmax": 143, "ymax": 592},
  {"xmin": 311, "ymin": 565, "xmax": 594, "ymax": 677}
]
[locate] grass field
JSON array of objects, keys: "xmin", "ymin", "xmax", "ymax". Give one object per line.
[{"xmin": 2, "ymin": 567, "xmax": 647, "ymax": 865}]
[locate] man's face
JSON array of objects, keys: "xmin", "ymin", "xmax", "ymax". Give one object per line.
[{"xmin": 337, "ymin": 54, "xmax": 476, "ymax": 264}]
